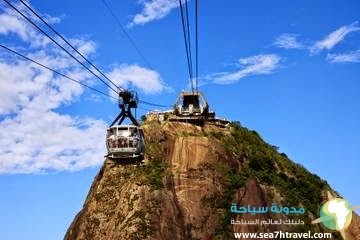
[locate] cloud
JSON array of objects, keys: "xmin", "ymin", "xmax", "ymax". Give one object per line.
[
  {"xmin": 0, "ymin": 58, "xmax": 107, "ymax": 174},
  {"xmin": 0, "ymin": 3, "xmax": 108, "ymax": 174},
  {"xmin": 42, "ymin": 13, "xmax": 63, "ymax": 24},
  {"xmin": 107, "ymin": 64, "xmax": 166, "ymax": 95},
  {"xmin": 311, "ymin": 21, "xmax": 360, "ymax": 53},
  {"xmin": 207, "ymin": 54, "xmax": 281, "ymax": 84},
  {"xmin": 0, "ymin": 2, "xmax": 53, "ymax": 47},
  {"xmin": 0, "ymin": 110, "xmax": 106, "ymax": 174},
  {"xmin": 128, "ymin": 0, "xmax": 184, "ymax": 27},
  {"xmin": 327, "ymin": 50, "xmax": 360, "ymax": 63},
  {"xmin": 68, "ymin": 38, "xmax": 97, "ymax": 57},
  {"xmin": 273, "ymin": 33, "xmax": 304, "ymax": 49}
]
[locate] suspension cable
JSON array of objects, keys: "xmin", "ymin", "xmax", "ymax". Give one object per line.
[
  {"xmin": 0, "ymin": 43, "xmax": 118, "ymax": 100},
  {"xmin": 17, "ymin": 0, "xmax": 122, "ymax": 92},
  {"xmin": 138, "ymin": 100, "xmax": 171, "ymax": 108},
  {"xmin": 100, "ymin": 0, "xmax": 153, "ymax": 70},
  {"xmin": 3, "ymin": 0, "xmax": 119, "ymax": 94},
  {"xmin": 179, "ymin": 0, "xmax": 194, "ymax": 92},
  {"xmin": 195, "ymin": 0, "xmax": 199, "ymax": 91},
  {"xmin": 184, "ymin": 0, "xmax": 193, "ymax": 85}
]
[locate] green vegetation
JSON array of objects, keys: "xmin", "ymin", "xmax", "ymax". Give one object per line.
[
  {"xmin": 138, "ymin": 128, "xmax": 168, "ymax": 190},
  {"xmin": 141, "ymin": 115, "xmax": 147, "ymax": 122},
  {"xmin": 140, "ymin": 159, "xmax": 167, "ymax": 190},
  {"xmin": 204, "ymin": 161, "xmax": 246, "ymax": 209},
  {"xmin": 133, "ymin": 158, "xmax": 167, "ymax": 191},
  {"xmin": 207, "ymin": 131, "xmax": 225, "ymax": 139},
  {"xmin": 201, "ymin": 161, "xmax": 247, "ymax": 239},
  {"xmin": 146, "ymin": 141, "xmax": 162, "ymax": 159},
  {"xmin": 205, "ymin": 122, "xmax": 333, "ymax": 239},
  {"xmin": 220, "ymin": 122, "xmax": 329, "ymax": 213}
]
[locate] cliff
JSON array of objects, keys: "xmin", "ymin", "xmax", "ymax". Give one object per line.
[{"xmin": 65, "ymin": 120, "xmax": 360, "ymax": 240}]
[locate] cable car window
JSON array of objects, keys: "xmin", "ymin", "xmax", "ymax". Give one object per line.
[
  {"xmin": 108, "ymin": 138, "xmax": 116, "ymax": 148},
  {"xmin": 108, "ymin": 128, "xmax": 116, "ymax": 136},
  {"xmin": 129, "ymin": 127, "xmax": 138, "ymax": 137},
  {"xmin": 117, "ymin": 127, "xmax": 130, "ymax": 137},
  {"xmin": 107, "ymin": 129, "xmax": 117, "ymax": 148}
]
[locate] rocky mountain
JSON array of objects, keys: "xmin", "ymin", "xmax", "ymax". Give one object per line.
[{"xmin": 65, "ymin": 120, "xmax": 360, "ymax": 240}]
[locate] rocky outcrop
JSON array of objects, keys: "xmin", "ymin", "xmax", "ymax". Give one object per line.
[{"xmin": 65, "ymin": 121, "xmax": 360, "ymax": 240}]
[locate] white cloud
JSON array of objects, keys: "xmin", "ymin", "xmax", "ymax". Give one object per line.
[
  {"xmin": 129, "ymin": 0, "xmax": 184, "ymax": 27},
  {"xmin": 0, "ymin": 110, "xmax": 106, "ymax": 174},
  {"xmin": 68, "ymin": 38, "xmax": 97, "ymax": 56},
  {"xmin": 0, "ymin": 58, "xmax": 108, "ymax": 174},
  {"xmin": 207, "ymin": 54, "xmax": 281, "ymax": 84},
  {"xmin": 42, "ymin": 13, "xmax": 63, "ymax": 24},
  {"xmin": 311, "ymin": 21, "xmax": 360, "ymax": 53},
  {"xmin": 0, "ymin": 4, "xmax": 108, "ymax": 174},
  {"xmin": 327, "ymin": 50, "xmax": 360, "ymax": 63},
  {"xmin": 273, "ymin": 33, "xmax": 304, "ymax": 49},
  {"xmin": 108, "ymin": 64, "xmax": 166, "ymax": 95},
  {"xmin": 0, "ymin": 3, "xmax": 52, "ymax": 47}
]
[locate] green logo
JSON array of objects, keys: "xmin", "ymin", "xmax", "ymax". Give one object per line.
[{"xmin": 312, "ymin": 191, "xmax": 359, "ymax": 240}]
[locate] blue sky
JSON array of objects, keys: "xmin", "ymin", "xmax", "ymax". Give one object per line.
[{"xmin": 0, "ymin": 0, "xmax": 359, "ymax": 239}]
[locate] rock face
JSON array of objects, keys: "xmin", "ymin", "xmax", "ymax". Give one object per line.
[{"xmin": 65, "ymin": 121, "xmax": 359, "ymax": 240}]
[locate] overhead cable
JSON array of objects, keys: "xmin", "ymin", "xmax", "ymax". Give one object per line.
[
  {"xmin": 100, "ymin": 0, "xmax": 153, "ymax": 70},
  {"xmin": 184, "ymin": 0, "xmax": 193, "ymax": 82},
  {"xmin": 17, "ymin": 0, "xmax": 121, "ymax": 92},
  {"xmin": 0, "ymin": 43, "xmax": 118, "ymax": 100},
  {"xmin": 3, "ymin": 0, "xmax": 119, "ymax": 94},
  {"xmin": 195, "ymin": 0, "xmax": 199, "ymax": 91},
  {"xmin": 139, "ymin": 100, "xmax": 171, "ymax": 108},
  {"xmin": 179, "ymin": 0, "xmax": 194, "ymax": 92}
]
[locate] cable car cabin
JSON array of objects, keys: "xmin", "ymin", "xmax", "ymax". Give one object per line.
[
  {"xmin": 175, "ymin": 91, "xmax": 208, "ymax": 116},
  {"xmin": 170, "ymin": 91, "xmax": 215, "ymax": 125},
  {"xmin": 106, "ymin": 125, "xmax": 145, "ymax": 161}
]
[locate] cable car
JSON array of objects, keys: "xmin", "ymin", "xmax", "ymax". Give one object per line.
[
  {"xmin": 169, "ymin": 91, "xmax": 215, "ymax": 125},
  {"xmin": 106, "ymin": 125, "xmax": 145, "ymax": 161},
  {"xmin": 106, "ymin": 90, "xmax": 145, "ymax": 162},
  {"xmin": 174, "ymin": 91, "xmax": 209, "ymax": 116}
]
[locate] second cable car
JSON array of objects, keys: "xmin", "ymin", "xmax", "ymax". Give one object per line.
[{"xmin": 169, "ymin": 91, "xmax": 215, "ymax": 125}]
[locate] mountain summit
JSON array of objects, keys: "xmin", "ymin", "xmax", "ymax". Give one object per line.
[{"xmin": 65, "ymin": 120, "xmax": 359, "ymax": 239}]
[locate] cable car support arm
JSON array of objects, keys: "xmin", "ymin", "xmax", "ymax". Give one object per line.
[{"xmin": 110, "ymin": 90, "xmax": 139, "ymax": 126}]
